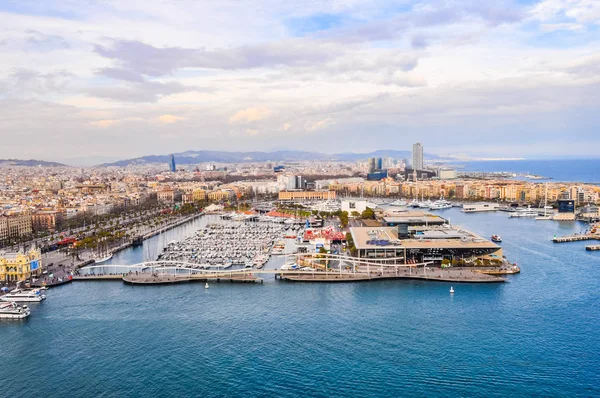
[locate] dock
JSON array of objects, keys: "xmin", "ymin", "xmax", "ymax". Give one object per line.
[
  {"xmin": 586, "ymin": 245, "xmax": 600, "ymax": 251},
  {"xmin": 278, "ymin": 268, "xmax": 506, "ymax": 283},
  {"xmin": 552, "ymin": 234, "xmax": 600, "ymax": 243}
]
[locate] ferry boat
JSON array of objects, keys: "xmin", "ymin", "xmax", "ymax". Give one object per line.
[
  {"xmin": 0, "ymin": 302, "xmax": 30, "ymax": 319},
  {"xmin": 491, "ymin": 234, "xmax": 502, "ymax": 243},
  {"xmin": 0, "ymin": 288, "xmax": 46, "ymax": 302}
]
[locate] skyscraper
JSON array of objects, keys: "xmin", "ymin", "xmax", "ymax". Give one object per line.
[
  {"xmin": 169, "ymin": 154, "xmax": 176, "ymax": 172},
  {"xmin": 368, "ymin": 158, "xmax": 377, "ymax": 173},
  {"xmin": 412, "ymin": 142, "xmax": 423, "ymax": 171}
]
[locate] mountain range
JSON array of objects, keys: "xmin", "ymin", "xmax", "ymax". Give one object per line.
[
  {"xmin": 0, "ymin": 159, "xmax": 67, "ymax": 167},
  {"xmin": 100, "ymin": 149, "xmax": 431, "ymax": 167}
]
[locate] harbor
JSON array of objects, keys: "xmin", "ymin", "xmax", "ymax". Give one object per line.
[{"xmin": 2, "ymin": 206, "xmax": 599, "ymax": 398}]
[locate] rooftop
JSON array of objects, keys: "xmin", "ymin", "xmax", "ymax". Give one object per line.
[{"xmin": 350, "ymin": 226, "xmax": 500, "ymax": 250}]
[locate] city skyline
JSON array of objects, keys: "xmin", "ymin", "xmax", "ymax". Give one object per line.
[{"xmin": 1, "ymin": 1, "xmax": 599, "ymax": 164}]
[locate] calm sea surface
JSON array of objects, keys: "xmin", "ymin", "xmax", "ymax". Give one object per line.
[
  {"xmin": 454, "ymin": 159, "xmax": 600, "ymax": 183},
  {"xmin": 1, "ymin": 211, "xmax": 599, "ymax": 397}
]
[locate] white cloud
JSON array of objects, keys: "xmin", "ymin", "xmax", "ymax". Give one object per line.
[
  {"xmin": 0, "ymin": 1, "xmax": 599, "ymax": 161},
  {"xmin": 158, "ymin": 114, "xmax": 186, "ymax": 124},
  {"xmin": 229, "ymin": 107, "xmax": 272, "ymax": 124}
]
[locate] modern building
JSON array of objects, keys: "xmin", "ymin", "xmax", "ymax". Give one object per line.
[
  {"xmin": 350, "ymin": 224, "xmax": 501, "ymax": 265},
  {"xmin": 437, "ymin": 169, "xmax": 457, "ymax": 179},
  {"xmin": 278, "ymin": 190, "xmax": 336, "ymax": 201},
  {"xmin": 412, "ymin": 142, "xmax": 424, "ymax": 171},
  {"xmin": 554, "ymin": 199, "xmax": 576, "ymax": 221},
  {"xmin": 0, "ymin": 248, "xmax": 43, "ymax": 283},
  {"xmin": 341, "ymin": 200, "xmax": 375, "ymax": 215},
  {"xmin": 169, "ymin": 154, "xmax": 176, "ymax": 172},
  {"xmin": 368, "ymin": 158, "xmax": 377, "ymax": 173},
  {"xmin": 367, "ymin": 170, "xmax": 388, "ymax": 181}
]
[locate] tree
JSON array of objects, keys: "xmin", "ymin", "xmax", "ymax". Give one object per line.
[
  {"xmin": 338, "ymin": 211, "xmax": 349, "ymax": 228},
  {"xmin": 351, "ymin": 211, "xmax": 361, "ymax": 218},
  {"xmin": 361, "ymin": 207, "xmax": 375, "ymax": 219}
]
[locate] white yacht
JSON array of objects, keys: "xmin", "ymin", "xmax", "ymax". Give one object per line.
[
  {"xmin": 1, "ymin": 288, "xmax": 46, "ymax": 302},
  {"xmin": 388, "ymin": 199, "xmax": 408, "ymax": 207},
  {"xmin": 462, "ymin": 203, "xmax": 500, "ymax": 213},
  {"xmin": 429, "ymin": 198, "xmax": 453, "ymax": 210},
  {"xmin": 0, "ymin": 302, "xmax": 31, "ymax": 319},
  {"xmin": 94, "ymin": 253, "xmax": 113, "ymax": 264},
  {"xmin": 509, "ymin": 206, "xmax": 539, "ymax": 218}
]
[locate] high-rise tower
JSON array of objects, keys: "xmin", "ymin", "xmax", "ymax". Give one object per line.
[
  {"xmin": 412, "ymin": 142, "xmax": 423, "ymax": 171},
  {"xmin": 169, "ymin": 154, "xmax": 176, "ymax": 172}
]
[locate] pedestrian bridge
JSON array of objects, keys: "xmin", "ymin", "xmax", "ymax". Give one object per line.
[{"xmin": 78, "ymin": 254, "xmax": 428, "ymax": 278}]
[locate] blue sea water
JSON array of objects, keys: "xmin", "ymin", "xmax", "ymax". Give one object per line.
[
  {"xmin": 454, "ymin": 159, "xmax": 600, "ymax": 183},
  {"xmin": 1, "ymin": 211, "xmax": 599, "ymax": 397}
]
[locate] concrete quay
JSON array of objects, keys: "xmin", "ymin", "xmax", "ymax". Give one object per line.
[
  {"xmin": 123, "ymin": 273, "xmax": 262, "ymax": 285},
  {"xmin": 552, "ymin": 234, "xmax": 600, "ymax": 243},
  {"xmin": 586, "ymin": 245, "xmax": 600, "ymax": 251},
  {"xmin": 279, "ymin": 268, "xmax": 506, "ymax": 283}
]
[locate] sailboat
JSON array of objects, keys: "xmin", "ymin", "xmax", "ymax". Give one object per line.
[{"xmin": 536, "ymin": 184, "xmax": 553, "ymax": 220}]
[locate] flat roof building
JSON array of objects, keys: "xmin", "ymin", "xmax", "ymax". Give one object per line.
[{"xmin": 350, "ymin": 225, "xmax": 501, "ymax": 264}]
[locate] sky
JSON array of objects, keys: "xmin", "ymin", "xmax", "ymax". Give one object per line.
[{"xmin": 0, "ymin": 0, "xmax": 599, "ymax": 165}]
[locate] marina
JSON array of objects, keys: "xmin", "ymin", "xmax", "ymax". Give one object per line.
[{"xmin": 156, "ymin": 219, "xmax": 301, "ymax": 268}]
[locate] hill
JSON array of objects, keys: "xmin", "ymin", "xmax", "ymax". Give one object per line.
[
  {"xmin": 100, "ymin": 149, "xmax": 436, "ymax": 167},
  {"xmin": 0, "ymin": 159, "xmax": 68, "ymax": 167}
]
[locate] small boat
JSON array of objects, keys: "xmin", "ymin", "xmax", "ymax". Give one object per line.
[
  {"xmin": 94, "ymin": 253, "xmax": 113, "ymax": 264},
  {"xmin": 491, "ymin": 234, "xmax": 502, "ymax": 243},
  {"xmin": 450, "ymin": 287, "xmax": 455, "ymax": 294},
  {"xmin": 0, "ymin": 302, "xmax": 31, "ymax": 319},
  {"xmin": 204, "ymin": 282, "xmax": 209, "ymax": 289}
]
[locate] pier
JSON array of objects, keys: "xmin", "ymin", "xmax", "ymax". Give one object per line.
[
  {"xmin": 75, "ymin": 258, "xmax": 508, "ymax": 284},
  {"xmin": 552, "ymin": 234, "xmax": 600, "ymax": 243},
  {"xmin": 586, "ymin": 245, "xmax": 600, "ymax": 251}
]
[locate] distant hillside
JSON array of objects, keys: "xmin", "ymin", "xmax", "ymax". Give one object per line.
[
  {"xmin": 100, "ymin": 149, "xmax": 439, "ymax": 167},
  {"xmin": 0, "ymin": 159, "xmax": 68, "ymax": 167}
]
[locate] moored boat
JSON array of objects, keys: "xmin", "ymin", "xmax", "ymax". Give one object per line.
[
  {"xmin": 0, "ymin": 288, "xmax": 46, "ymax": 302},
  {"xmin": 0, "ymin": 302, "xmax": 31, "ymax": 319}
]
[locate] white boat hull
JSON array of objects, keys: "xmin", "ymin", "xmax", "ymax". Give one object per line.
[
  {"xmin": 0, "ymin": 311, "xmax": 30, "ymax": 319},
  {"xmin": 1, "ymin": 296, "xmax": 44, "ymax": 302}
]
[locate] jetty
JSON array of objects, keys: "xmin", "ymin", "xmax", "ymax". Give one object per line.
[
  {"xmin": 586, "ymin": 245, "xmax": 600, "ymax": 251},
  {"xmin": 552, "ymin": 234, "xmax": 600, "ymax": 243},
  {"xmin": 75, "ymin": 258, "xmax": 509, "ymax": 284}
]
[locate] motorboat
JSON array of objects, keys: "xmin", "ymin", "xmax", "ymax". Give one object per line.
[
  {"xmin": 429, "ymin": 198, "xmax": 453, "ymax": 210},
  {"xmin": 509, "ymin": 207, "xmax": 539, "ymax": 218},
  {"xmin": 204, "ymin": 282, "xmax": 209, "ymax": 289},
  {"xmin": 491, "ymin": 234, "xmax": 502, "ymax": 243},
  {"xmin": 94, "ymin": 253, "xmax": 113, "ymax": 264},
  {"xmin": 1, "ymin": 288, "xmax": 46, "ymax": 302},
  {"xmin": 0, "ymin": 302, "xmax": 30, "ymax": 319},
  {"xmin": 388, "ymin": 199, "xmax": 408, "ymax": 207},
  {"xmin": 450, "ymin": 287, "xmax": 455, "ymax": 294}
]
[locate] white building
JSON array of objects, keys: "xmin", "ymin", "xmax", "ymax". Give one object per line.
[
  {"xmin": 277, "ymin": 175, "xmax": 297, "ymax": 191},
  {"xmin": 438, "ymin": 169, "xmax": 457, "ymax": 179},
  {"xmin": 341, "ymin": 200, "xmax": 376, "ymax": 216}
]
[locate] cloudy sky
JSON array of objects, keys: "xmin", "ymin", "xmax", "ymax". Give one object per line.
[{"xmin": 1, "ymin": 0, "xmax": 599, "ymax": 164}]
